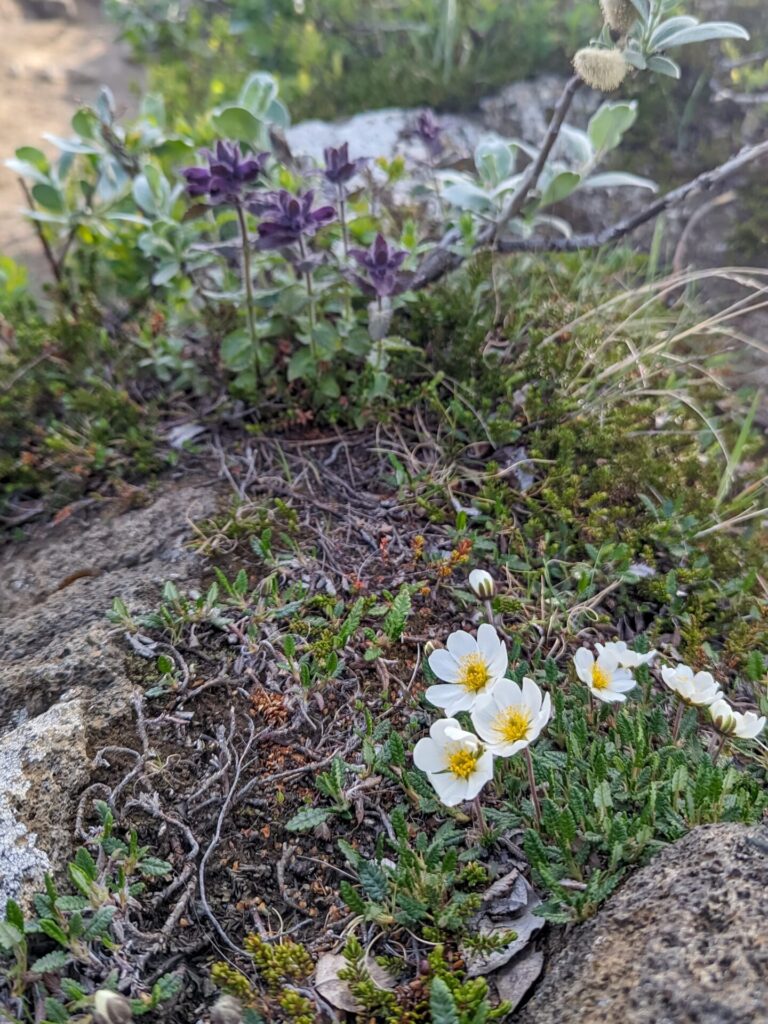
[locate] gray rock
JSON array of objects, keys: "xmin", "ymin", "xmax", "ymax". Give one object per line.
[
  {"xmin": 516, "ymin": 823, "xmax": 768, "ymax": 1024},
  {"xmin": 0, "ymin": 478, "xmax": 221, "ymax": 910}
]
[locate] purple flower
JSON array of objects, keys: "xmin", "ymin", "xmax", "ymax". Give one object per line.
[
  {"xmin": 254, "ymin": 189, "xmax": 336, "ymax": 249},
  {"xmin": 181, "ymin": 141, "xmax": 268, "ymax": 204},
  {"xmin": 323, "ymin": 142, "xmax": 367, "ymax": 188},
  {"xmin": 349, "ymin": 233, "xmax": 409, "ymax": 298},
  {"xmin": 415, "ymin": 110, "xmax": 443, "ymax": 156}
]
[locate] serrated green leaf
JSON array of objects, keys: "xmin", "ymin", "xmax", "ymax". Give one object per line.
[
  {"xmin": 31, "ymin": 950, "xmax": 70, "ymax": 974},
  {"xmin": 285, "ymin": 805, "xmax": 335, "ymax": 832},
  {"xmin": 358, "ymin": 861, "xmax": 389, "ymax": 902},
  {"xmin": 430, "ymin": 978, "xmax": 459, "ymax": 1024}
]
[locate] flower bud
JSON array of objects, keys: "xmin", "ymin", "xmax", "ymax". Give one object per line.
[
  {"xmin": 468, "ymin": 569, "xmax": 495, "ymax": 600},
  {"xmin": 600, "ymin": 0, "xmax": 637, "ymax": 34},
  {"xmin": 573, "ymin": 47, "xmax": 629, "ymax": 91},
  {"xmin": 424, "ymin": 640, "xmax": 438, "ymax": 658},
  {"xmin": 93, "ymin": 991, "xmax": 133, "ymax": 1024},
  {"xmin": 211, "ymin": 995, "xmax": 243, "ymax": 1024},
  {"xmin": 709, "ymin": 698, "xmax": 736, "ymax": 735}
]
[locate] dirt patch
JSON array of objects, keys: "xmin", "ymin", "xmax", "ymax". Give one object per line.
[{"xmin": 0, "ymin": 0, "xmax": 141, "ymax": 276}]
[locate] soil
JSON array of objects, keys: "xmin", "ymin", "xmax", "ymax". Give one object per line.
[{"xmin": 0, "ymin": 0, "xmax": 141, "ymax": 275}]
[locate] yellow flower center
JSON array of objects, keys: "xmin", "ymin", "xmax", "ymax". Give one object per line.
[
  {"xmin": 447, "ymin": 748, "xmax": 480, "ymax": 780},
  {"xmin": 497, "ymin": 706, "xmax": 531, "ymax": 743},
  {"xmin": 591, "ymin": 664, "xmax": 610, "ymax": 690},
  {"xmin": 458, "ymin": 654, "xmax": 491, "ymax": 693}
]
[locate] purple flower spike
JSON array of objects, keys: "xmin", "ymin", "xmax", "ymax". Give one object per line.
[
  {"xmin": 181, "ymin": 141, "xmax": 269, "ymax": 204},
  {"xmin": 349, "ymin": 233, "xmax": 409, "ymax": 298},
  {"xmin": 255, "ymin": 189, "xmax": 336, "ymax": 249},
  {"xmin": 323, "ymin": 142, "xmax": 367, "ymax": 188}
]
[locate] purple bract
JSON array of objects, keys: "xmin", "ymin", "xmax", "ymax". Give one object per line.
[
  {"xmin": 254, "ymin": 189, "xmax": 336, "ymax": 248},
  {"xmin": 349, "ymin": 233, "xmax": 408, "ymax": 298},
  {"xmin": 323, "ymin": 142, "xmax": 367, "ymax": 188},
  {"xmin": 181, "ymin": 141, "xmax": 268, "ymax": 204}
]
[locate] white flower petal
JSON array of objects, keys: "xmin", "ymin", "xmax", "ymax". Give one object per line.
[
  {"xmin": 425, "ymin": 683, "xmax": 466, "ymax": 711},
  {"xmin": 521, "ymin": 676, "xmax": 542, "ymax": 715},
  {"xmin": 428, "ymin": 648, "xmax": 460, "ymax": 682},
  {"xmin": 413, "ymin": 737, "xmax": 444, "ymax": 774},
  {"xmin": 610, "ymin": 677, "xmax": 637, "ymax": 693},
  {"xmin": 430, "ymin": 772, "xmax": 468, "ymax": 807},
  {"xmin": 573, "ymin": 647, "xmax": 594, "ymax": 683},
  {"xmin": 591, "ymin": 686, "xmax": 626, "ymax": 703},
  {"xmin": 446, "ymin": 630, "xmax": 477, "ymax": 659}
]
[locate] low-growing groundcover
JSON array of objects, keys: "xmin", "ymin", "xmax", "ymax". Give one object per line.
[{"xmin": 2, "ymin": 0, "xmax": 768, "ymax": 1020}]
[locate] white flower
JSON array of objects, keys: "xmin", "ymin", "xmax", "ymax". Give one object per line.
[
  {"xmin": 661, "ymin": 664, "xmax": 721, "ymax": 706},
  {"xmin": 93, "ymin": 991, "xmax": 133, "ymax": 1024},
  {"xmin": 468, "ymin": 568, "xmax": 495, "ymax": 599},
  {"xmin": 573, "ymin": 646, "xmax": 636, "ymax": 704},
  {"xmin": 595, "ymin": 639, "xmax": 657, "ymax": 669},
  {"xmin": 427, "ymin": 624, "xmax": 507, "ymax": 714},
  {"xmin": 710, "ymin": 699, "xmax": 766, "ymax": 740},
  {"xmin": 471, "ymin": 677, "xmax": 551, "ymax": 757},
  {"xmin": 413, "ymin": 718, "xmax": 494, "ymax": 806}
]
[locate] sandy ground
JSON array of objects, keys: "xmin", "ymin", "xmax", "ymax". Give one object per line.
[{"xmin": 0, "ymin": 0, "xmax": 141, "ymax": 277}]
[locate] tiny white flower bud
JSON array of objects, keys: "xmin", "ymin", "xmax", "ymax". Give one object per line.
[
  {"xmin": 424, "ymin": 639, "xmax": 439, "ymax": 658},
  {"xmin": 709, "ymin": 699, "xmax": 737, "ymax": 735},
  {"xmin": 93, "ymin": 990, "xmax": 133, "ymax": 1024},
  {"xmin": 468, "ymin": 569, "xmax": 495, "ymax": 600}
]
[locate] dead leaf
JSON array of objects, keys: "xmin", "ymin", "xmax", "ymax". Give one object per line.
[{"xmin": 314, "ymin": 952, "xmax": 395, "ymax": 1013}]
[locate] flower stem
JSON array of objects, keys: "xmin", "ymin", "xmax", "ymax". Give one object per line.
[
  {"xmin": 298, "ymin": 236, "xmax": 318, "ymax": 368},
  {"xmin": 524, "ymin": 747, "xmax": 541, "ymax": 828},
  {"xmin": 338, "ymin": 189, "xmax": 349, "ymax": 257},
  {"xmin": 235, "ymin": 202, "xmax": 259, "ymax": 380},
  {"xmin": 472, "ymin": 795, "xmax": 489, "ymax": 836},
  {"xmin": 672, "ymin": 701, "xmax": 685, "ymax": 741},
  {"xmin": 712, "ymin": 732, "xmax": 728, "ymax": 764},
  {"xmin": 484, "ymin": 598, "xmax": 495, "ymax": 626}
]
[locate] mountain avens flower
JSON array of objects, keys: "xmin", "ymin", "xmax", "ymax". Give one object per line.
[
  {"xmin": 661, "ymin": 664, "xmax": 721, "ymax": 707},
  {"xmin": 427, "ymin": 623, "xmax": 507, "ymax": 714},
  {"xmin": 93, "ymin": 991, "xmax": 133, "ymax": 1024},
  {"xmin": 710, "ymin": 699, "xmax": 766, "ymax": 740},
  {"xmin": 413, "ymin": 718, "xmax": 494, "ymax": 806},
  {"xmin": 600, "ymin": 0, "xmax": 637, "ymax": 34},
  {"xmin": 596, "ymin": 640, "xmax": 657, "ymax": 669},
  {"xmin": 573, "ymin": 646, "xmax": 636, "ymax": 703},
  {"xmin": 573, "ymin": 47, "xmax": 629, "ymax": 91},
  {"xmin": 468, "ymin": 568, "xmax": 495, "ymax": 600},
  {"xmin": 471, "ymin": 677, "xmax": 551, "ymax": 757}
]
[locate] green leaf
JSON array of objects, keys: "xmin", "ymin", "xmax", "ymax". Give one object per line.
[
  {"xmin": 44, "ymin": 997, "xmax": 70, "ymax": 1023},
  {"xmin": 239, "ymin": 71, "xmax": 279, "ymax": 116},
  {"xmin": 150, "ymin": 972, "xmax": 183, "ymax": 1004},
  {"xmin": 287, "ymin": 345, "xmax": 316, "ymax": 382},
  {"xmin": 656, "ymin": 21, "xmax": 749, "ymax": 50},
  {"xmin": 15, "ymin": 145, "xmax": 48, "ymax": 171},
  {"xmin": 285, "ymin": 806, "xmax": 335, "ymax": 832},
  {"xmin": 588, "ymin": 101, "xmax": 638, "ymax": 153},
  {"xmin": 0, "ymin": 921, "xmax": 23, "ymax": 949},
  {"xmin": 75, "ymin": 847, "xmax": 98, "ymax": 880},
  {"xmin": 540, "ymin": 171, "xmax": 580, "ymax": 207},
  {"xmin": 39, "ymin": 919, "xmax": 69, "ymax": 947},
  {"xmin": 582, "ymin": 172, "xmax": 657, "ymax": 191},
  {"xmin": 54, "ymin": 895, "xmax": 89, "ymax": 913},
  {"xmin": 211, "ymin": 106, "xmax": 262, "ymax": 144},
  {"xmin": 30, "ymin": 183, "xmax": 64, "ymax": 213},
  {"xmin": 5, "ymin": 899, "xmax": 24, "ymax": 932},
  {"xmin": 31, "ymin": 950, "xmax": 69, "ymax": 974},
  {"xmin": 83, "ymin": 906, "xmax": 117, "ymax": 940},
  {"xmin": 430, "ymin": 978, "xmax": 459, "ymax": 1024},
  {"xmin": 358, "ymin": 861, "xmax": 388, "ymax": 902},
  {"xmin": 646, "ymin": 55, "xmax": 681, "ymax": 77},
  {"xmin": 339, "ymin": 881, "xmax": 367, "ymax": 914},
  {"xmin": 139, "ymin": 856, "xmax": 173, "ymax": 877}
]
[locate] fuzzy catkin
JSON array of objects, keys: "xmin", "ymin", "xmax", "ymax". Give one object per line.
[
  {"xmin": 600, "ymin": 0, "xmax": 638, "ymax": 34},
  {"xmin": 573, "ymin": 48, "xmax": 629, "ymax": 92}
]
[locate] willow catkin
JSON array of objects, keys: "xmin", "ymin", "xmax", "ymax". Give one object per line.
[
  {"xmin": 600, "ymin": 0, "xmax": 638, "ymax": 34},
  {"xmin": 573, "ymin": 47, "xmax": 629, "ymax": 91}
]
